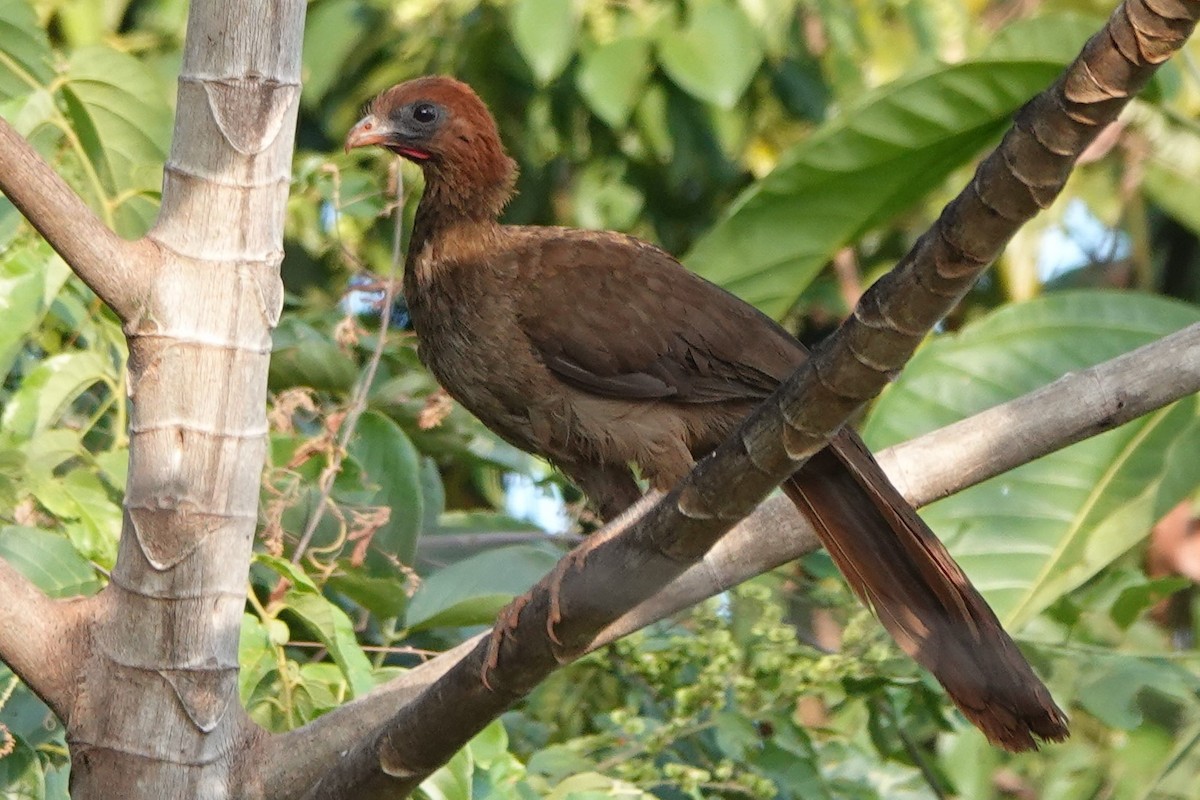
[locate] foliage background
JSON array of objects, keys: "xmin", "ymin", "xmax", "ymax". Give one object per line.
[{"xmin": 2, "ymin": 0, "xmax": 1200, "ymax": 797}]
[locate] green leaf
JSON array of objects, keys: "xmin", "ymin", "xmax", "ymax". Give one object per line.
[
  {"xmin": 327, "ymin": 568, "xmax": 409, "ymax": 619},
  {"xmin": 0, "ymin": 0, "xmax": 54, "ymax": 101},
  {"xmin": 1, "ymin": 351, "xmax": 114, "ymax": 438},
  {"xmin": 1110, "ymin": 576, "xmax": 1191, "ymax": 629},
  {"xmin": 511, "ymin": 0, "xmax": 578, "ymax": 85},
  {"xmin": 1144, "ymin": 162, "xmax": 1200, "ymax": 237},
  {"xmin": 863, "ymin": 291, "xmax": 1200, "ymax": 628},
  {"xmin": 347, "ymin": 411, "xmax": 423, "ymax": 567},
  {"xmin": 269, "ymin": 317, "xmax": 359, "ymax": 394},
  {"xmin": 981, "ymin": 12, "xmax": 1104, "ymax": 62},
  {"xmin": 406, "ymin": 545, "xmax": 561, "ymax": 631},
  {"xmin": 238, "ymin": 613, "xmax": 279, "ymax": 708},
  {"xmin": 35, "ymin": 469, "xmax": 121, "ymax": 568},
  {"xmin": 254, "ymin": 552, "xmax": 320, "ymax": 594},
  {"xmin": 0, "ymin": 526, "xmax": 101, "ymax": 597},
  {"xmin": 577, "ymin": 37, "xmax": 652, "ymax": 128},
  {"xmin": 0, "ymin": 734, "xmax": 45, "ymax": 800},
  {"xmin": 1076, "ymin": 656, "xmax": 1198, "ymax": 731},
  {"xmin": 300, "ymin": 0, "xmax": 370, "ymax": 108},
  {"xmin": 420, "ymin": 744, "xmax": 473, "ymax": 800},
  {"xmin": 60, "ymin": 46, "xmax": 171, "ymax": 235},
  {"xmin": 0, "ymin": 248, "xmax": 72, "ymax": 379},
  {"xmin": 282, "ymin": 589, "xmax": 375, "ymax": 697},
  {"xmin": 686, "ymin": 59, "xmax": 1065, "ymax": 318},
  {"xmin": 656, "ymin": 1, "xmax": 762, "ymax": 109}
]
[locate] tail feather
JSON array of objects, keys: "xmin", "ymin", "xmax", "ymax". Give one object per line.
[{"xmin": 784, "ymin": 429, "xmax": 1069, "ymax": 751}]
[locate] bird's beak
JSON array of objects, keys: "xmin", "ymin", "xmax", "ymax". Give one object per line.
[{"xmin": 344, "ymin": 114, "xmax": 390, "ymax": 153}]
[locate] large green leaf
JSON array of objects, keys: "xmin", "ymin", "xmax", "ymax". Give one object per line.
[
  {"xmin": 406, "ymin": 545, "xmax": 561, "ymax": 631},
  {"xmin": 32, "ymin": 469, "xmax": 121, "ymax": 568},
  {"xmin": 60, "ymin": 45, "xmax": 170, "ymax": 235},
  {"xmin": 300, "ymin": 0, "xmax": 370, "ymax": 109},
  {"xmin": 0, "ymin": 246, "xmax": 72, "ymax": 379},
  {"xmin": 577, "ymin": 36, "xmax": 652, "ymax": 129},
  {"xmin": 0, "ymin": 0, "xmax": 53, "ymax": 101},
  {"xmin": 0, "ymin": 351, "xmax": 114, "ymax": 438},
  {"xmin": 656, "ymin": 1, "xmax": 763, "ymax": 109},
  {"xmin": 0, "ymin": 734, "xmax": 45, "ymax": 800},
  {"xmin": 282, "ymin": 588, "xmax": 375, "ymax": 697},
  {"xmin": 511, "ymin": 0, "xmax": 578, "ymax": 85},
  {"xmin": 685, "ymin": 59, "xmax": 1065, "ymax": 317},
  {"xmin": 269, "ymin": 317, "xmax": 359, "ymax": 393},
  {"xmin": 347, "ymin": 410, "xmax": 423, "ymax": 567},
  {"xmin": 0, "ymin": 525, "xmax": 101, "ymax": 597},
  {"xmin": 863, "ymin": 291, "xmax": 1200, "ymax": 628}
]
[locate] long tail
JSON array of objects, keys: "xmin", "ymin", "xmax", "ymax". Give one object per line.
[{"xmin": 783, "ymin": 429, "xmax": 1069, "ymax": 751}]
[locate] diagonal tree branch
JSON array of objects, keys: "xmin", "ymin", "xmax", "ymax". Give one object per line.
[
  {"xmin": 0, "ymin": 117, "xmax": 160, "ymax": 323},
  {"xmin": 259, "ymin": 314, "xmax": 1199, "ymax": 800},
  {"xmin": 257, "ymin": 0, "xmax": 1200, "ymax": 795},
  {"xmin": 0, "ymin": 559, "xmax": 92, "ymax": 721}
]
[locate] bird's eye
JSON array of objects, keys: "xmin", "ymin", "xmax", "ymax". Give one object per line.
[{"xmin": 412, "ymin": 103, "xmax": 438, "ymax": 124}]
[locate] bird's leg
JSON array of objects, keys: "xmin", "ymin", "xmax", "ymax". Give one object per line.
[{"xmin": 540, "ymin": 464, "xmax": 644, "ymax": 645}]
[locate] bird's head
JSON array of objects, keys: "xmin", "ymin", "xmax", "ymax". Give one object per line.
[{"xmin": 346, "ymin": 76, "xmax": 516, "ymax": 213}]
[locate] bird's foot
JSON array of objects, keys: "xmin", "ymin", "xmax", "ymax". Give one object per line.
[
  {"xmin": 481, "ymin": 592, "xmax": 531, "ymax": 691},
  {"xmin": 546, "ymin": 545, "xmax": 592, "ymax": 646}
]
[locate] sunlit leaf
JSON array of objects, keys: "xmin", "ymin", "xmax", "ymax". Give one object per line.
[
  {"xmin": 60, "ymin": 45, "xmax": 171, "ymax": 235},
  {"xmin": 31, "ymin": 469, "xmax": 121, "ymax": 568},
  {"xmin": 511, "ymin": 0, "xmax": 578, "ymax": 84},
  {"xmin": 577, "ymin": 37, "xmax": 652, "ymax": 128},
  {"xmin": 0, "ymin": 0, "xmax": 53, "ymax": 101},
  {"xmin": 981, "ymin": 12, "xmax": 1103, "ymax": 62},
  {"xmin": 0, "ymin": 351, "xmax": 114, "ymax": 438},
  {"xmin": 0, "ymin": 525, "xmax": 101, "ymax": 597},
  {"xmin": 300, "ymin": 0, "xmax": 370, "ymax": 109},
  {"xmin": 283, "ymin": 589, "xmax": 375, "ymax": 697},
  {"xmin": 238, "ymin": 613, "xmax": 279, "ymax": 710},
  {"xmin": 0, "ymin": 247, "xmax": 72, "ymax": 378},
  {"xmin": 420, "ymin": 744, "xmax": 473, "ymax": 800},
  {"xmin": 254, "ymin": 552, "xmax": 320, "ymax": 594},
  {"xmin": 686, "ymin": 60, "xmax": 1065, "ymax": 317},
  {"xmin": 863, "ymin": 291, "xmax": 1200, "ymax": 627},
  {"xmin": 0, "ymin": 734, "xmax": 45, "ymax": 800},
  {"xmin": 406, "ymin": 545, "xmax": 560, "ymax": 631},
  {"xmin": 657, "ymin": 1, "xmax": 762, "ymax": 109}
]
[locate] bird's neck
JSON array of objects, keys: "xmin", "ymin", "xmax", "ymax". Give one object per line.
[
  {"xmin": 410, "ymin": 158, "xmax": 512, "ymax": 240},
  {"xmin": 405, "ymin": 181, "xmax": 506, "ymax": 292}
]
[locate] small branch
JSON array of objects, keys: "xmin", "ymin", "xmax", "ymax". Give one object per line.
[
  {"xmin": 878, "ymin": 320, "xmax": 1200, "ymax": 508},
  {"xmin": 0, "ymin": 559, "xmax": 90, "ymax": 721},
  {"xmin": 291, "ymin": 171, "xmax": 404, "ymax": 564},
  {"xmin": 0, "ymin": 117, "xmax": 159, "ymax": 322},
  {"xmin": 260, "ymin": 314, "xmax": 1200, "ymax": 799}
]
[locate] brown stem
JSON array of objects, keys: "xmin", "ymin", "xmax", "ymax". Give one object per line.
[
  {"xmin": 0, "ymin": 559, "xmax": 91, "ymax": 721},
  {"xmin": 0, "ymin": 117, "xmax": 160, "ymax": 323}
]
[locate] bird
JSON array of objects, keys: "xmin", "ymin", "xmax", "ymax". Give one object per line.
[{"xmin": 345, "ymin": 75, "xmax": 1069, "ymax": 751}]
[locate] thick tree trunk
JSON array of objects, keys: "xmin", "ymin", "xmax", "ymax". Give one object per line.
[{"xmin": 62, "ymin": 3, "xmax": 304, "ymax": 796}]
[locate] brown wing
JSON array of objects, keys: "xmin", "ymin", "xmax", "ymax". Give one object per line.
[{"xmin": 507, "ymin": 227, "xmax": 803, "ymax": 403}]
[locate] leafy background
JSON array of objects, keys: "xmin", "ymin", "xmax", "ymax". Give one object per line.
[{"xmin": 2, "ymin": 0, "xmax": 1200, "ymax": 798}]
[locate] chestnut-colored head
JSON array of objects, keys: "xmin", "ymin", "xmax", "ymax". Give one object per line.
[{"xmin": 346, "ymin": 76, "xmax": 517, "ymax": 218}]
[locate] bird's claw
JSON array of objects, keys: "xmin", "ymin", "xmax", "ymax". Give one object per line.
[
  {"xmin": 481, "ymin": 592, "xmax": 531, "ymax": 691},
  {"xmin": 545, "ymin": 546, "xmax": 591, "ymax": 647}
]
